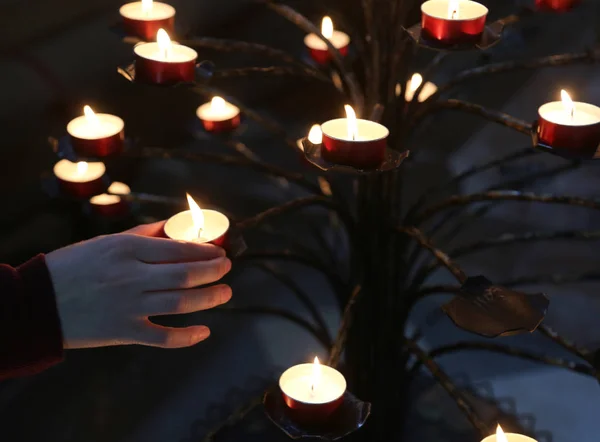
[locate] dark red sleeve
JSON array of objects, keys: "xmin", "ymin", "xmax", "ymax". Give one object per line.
[{"xmin": 0, "ymin": 254, "xmax": 64, "ymax": 380}]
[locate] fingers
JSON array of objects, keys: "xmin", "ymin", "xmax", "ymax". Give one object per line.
[
  {"xmin": 126, "ymin": 234, "xmax": 226, "ymax": 264},
  {"xmin": 125, "ymin": 221, "xmax": 166, "ymax": 237},
  {"xmin": 144, "ymin": 257, "xmax": 232, "ymax": 291},
  {"xmin": 142, "ymin": 284, "xmax": 232, "ymax": 316},
  {"xmin": 135, "ymin": 322, "xmax": 211, "ymax": 348}
]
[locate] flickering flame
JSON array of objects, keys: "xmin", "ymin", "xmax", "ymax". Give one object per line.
[
  {"xmin": 157, "ymin": 28, "xmax": 172, "ymax": 59},
  {"xmin": 344, "ymin": 104, "xmax": 359, "ymax": 141},
  {"xmin": 409, "ymin": 73, "xmax": 423, "ymax": 93},
  {"xmin": 186, "ymin": 193, "xmax": 205, "ymax": 238},
  {"xmin": 211, "ymin": 97, "xmax": 226, "ymax": 113},
  {"xmin": 448, "ymin": 0, "xmax": 460, "ymax": 19},
  {"xmin": 496, "ymin": 425, "xmax": 508, "ymax": 442},
  {"xmin": 83, "ymin": 105, "xmax": 100, "ymax": 126},
  {"xmin": 76, "ymin": 161, "xmax": 88, "ymax": 176},
  {"xmin": 322, "ymin": 16, "xmax": 334, "ymax": 39},
  {"xmin": 308, "ymin": 124, "xmax": 323, "ymax": 144},
  {"xmin": 561, "ymin": 89, "xmax": 575, "ymax": 119},
  {"xmin": 311, "ymin": 357, "xmax": 322, "ymax": 392},
  {"xmin": 142, "ymin": 0, "xmax": 153, "ymax": 14}
]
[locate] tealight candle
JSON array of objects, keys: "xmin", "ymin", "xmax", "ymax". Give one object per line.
[
  {"xmin": 296, "ymin": 124, "xmax": 322, "ymax": 152},
  {"xmin": 399, "ymin": 73, "xmax": 438, "ymax": 102},
  {"xmin": 89, "ymin": 182, "xmax": 131, "ymax": 217},
  {"xmin": 535, "ymin": 0, "xmax": 579, "ymax": 12},
  {"xmin": 421, "ymin": 0, "xmax": 488, "ymax": 45},
  {"xmin": 53, "ymin": 160, "xmax": 107, "ymax": 198},
  {"xmin": 279, "ymin": 357, "xmax": 346, "ymax": 424},
  {"xmin": 321, "ymin": 105, "xmax": 389, "ymax": 169},
  {"xmin": 120, "ymin": 0, "xmax": 175, "ymax": 41},
  {"xmin": 481, "ymin": 425, "xmax": 538, "ymax": 442},
  {"xmin": 196, "ymin": 97, "xmax": 241, "ymax": 133},
  {"xmin": 67, "ymin": 106, "xmax": 125, "ymax": 157},
  {"xmin": 537, "ymin": 90, "xmax": 600, "ymax": 156},
  {"xmin": 134, "ymin": 29, "xmax": 198, "ymax": 85},
  {"xmin": 164, "ymin": 193, "xmax": 229, "ymax": 246},
  {"xmin": 304, "ymin": 16, "xmax": 350, "ymax": 65}
]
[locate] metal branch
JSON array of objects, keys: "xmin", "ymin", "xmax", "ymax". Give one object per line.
[
  {"xmin": 329, "ymin": 285, "xmax": 362, "ymax": 368},
  {"xmin": 404, "ymin": 338, "xmax": 490, "ymax": 436},
  {"xmin": 413, "ymin": 99, "xmax": 533, "ymax": 135},
  {"xmin": 537, "ymin": 325, "xmax": 592, "ymax": 362},
  {"xmin": 213, "ymin": 66, "xmax": 331, "ymax": 82},
  {"xmin": 409, "ymin": 342, "xmax": 597, "ymax": 378},
  {"xmin": 415, "ymin": 191, "xmax": 600, "ymax": 226},
  {"xmin": 396, "ymin": 226, "xmax": 467, "ymax": 284}
]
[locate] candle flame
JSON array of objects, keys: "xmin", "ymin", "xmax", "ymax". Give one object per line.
[
  {"xmin": 311, "ymin": 356, "xmax": 322, "ymax": 392},
  {"xmin": 496, "ymin": 425, "xmax": 508, "ymax": 442},
  {"xmin": 409, "ymin": 73, "xmax": 423, "ymax": 93},
  {"xmin": 448, "ymin": 0, "xmax": 460, "ymax": 18},
  {"xmin": 142, "ymin": 0, "xmax": 153, "ymax": 14},
  {"xmin": 308, "ymin": 124, "xmax": 323, "ymax": 144},
  {"xmin": 321, "ymin": 16, "xmax": 334, "ymax": 39},
  {"xmin": 211, "ymin": 96, "xmax": 226, "ymax": 113},
  {"xmin": 83, "ymin": 105, "xmax": 100, "ymax": 126},
  {"xmin": 76, "ymin": 161, "xmax": 88, "ymax": 176},
  {"xmin": 186, "ymin": 193, "xmax": 205, "ymax": 239},
  {"xmin": 157, "ymin": 28, "xmax": 172, "ymax": 59},
  {"xmin": 561, "ymin": 89, "xmax": 575, "ymax": 119},
  {"xmin": 344, "ymin": 104, "xmax": 359, "ymax": 141}
]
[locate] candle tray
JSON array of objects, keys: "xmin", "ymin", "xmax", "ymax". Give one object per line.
[
  {"xmin": 530, "ymin": 120, "xmax": 600, "ymax": 160},
  {"xmin": 263, "ymin": 387, "xmax": 371, "ymax": 441},
  {"xmin": 299, "ymin": 138, "xmax": 409, "ymax": 174},
  {"xmin": 442, "ymin": 275, "xmax": 549, "ymax": 338},
  {"xmin": 117, "ymin": 60, "xmax": 214, "ymax": 86}
]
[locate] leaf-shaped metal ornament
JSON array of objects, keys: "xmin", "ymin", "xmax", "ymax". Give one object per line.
[
  {"xmin": 442, "ymin": 275, "xmax": 549, "ymax": 337},
  {"xmin": 263, "ymin": 387, "xmax": 371, "ymax": 441}
]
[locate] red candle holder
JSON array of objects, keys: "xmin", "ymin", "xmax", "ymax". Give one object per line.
[
  {"xmin": 421, "ymin": 0, "xmax": 488, "ymax": 46},
  {"xmin": 53, "ymin": 160, "xmax": 107, "ymax": 198},
  {"xmin": 196, "ymin": 98, "xmax": 241, "ymax": 133},
  {"xmin": 119, "ymin": 2, "xmax": 175, "ymax": 41},
  {"xmin": 537, "ymin": 101, "xmax": 600, "ymax": 157},
  {"xmin": 89, "ymin": 182, "xmax": 131, "ymax": 217},
  {"xmin": 535, "ymin": 0, "xmax": 580, "ymax": 12},
  {"xmin": 304, "ymin": 32, "xmax": 350, "ymax": 65},
  {"xmin": 321, "ymin": 118, "xmax": 389, "ymax": 169},
  {"xmin": 134, "ymin": 42, "xmax": 197, "ymax": 85},
  {"xmin": 67, "ymin": 112, "xmax": 125, "ymax": 157}
]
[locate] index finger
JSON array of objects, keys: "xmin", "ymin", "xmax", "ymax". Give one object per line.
[
  {"xmin": 125, "ymin": 234, "xmax": 226, "ymax": 264},
  {"xmin": 125, "ymin": 221, "xmax": 167, "ymax": 237}
]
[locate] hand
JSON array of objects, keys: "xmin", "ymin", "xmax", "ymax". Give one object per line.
[{"xmin": 45, "ymin": 222, "xmax": 232, "ymax": 349}]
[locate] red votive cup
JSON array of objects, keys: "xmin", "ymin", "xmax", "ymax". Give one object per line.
[
  {"xmin": 537, "ymin": 101, "xmax": 600, "ymax": 156},
  {"xmin": 279, "ymin": 361, "xmax": 346, "ymax": 425},
  {"xmin": 53, "ymin": 160, "xmax": 107, "ymax": 199},
  {"xmin": 164, "ymin": 208, "xmax": 230, "ymax": 247},
  {"xmin": 535, "ymin": 0, "xmax": 580, "ymax": 11},
  {"xmin": 119, "ymin": 2, "xmax": 175, "ymax": 41},
  {"xmin": 196, "ymin": 97, "xmax": 241, "ymax": 133},
  {"xmin": 304, "ymin": 17, "xmax": 350, "ymax": 65},
  {"xmin": 421, "ymin": 0, "xmax": 488, "ymax": 46},
  {"xmin": 134, "ymin": 40, "xmax": 197, "ymax": 85},
  {"xmin": 67, "ymin": 109, "xmax": 125, "ymax": 157},
  {"xmin": 89, "ymin": 182, "xmax": 131, "ymax": 217},
  {"xmin": 321, "ymin": 118, "xmax": 389, "ymax": 169}
]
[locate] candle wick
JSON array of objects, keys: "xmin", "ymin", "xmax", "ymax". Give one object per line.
[
  {"xmin": 197, "ymin": 228, "xmax": 203, "ymax": 240},
  {"xmin": 571, "ymin": 108, "xmax": 574, "ymax": 119},
  {"xmin": 451, "ymin": 9, "xmax": 457, "ymax": 19}
]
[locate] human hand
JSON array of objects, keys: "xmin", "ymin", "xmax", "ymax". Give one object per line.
[{"xmin": 45, "ymin": 222, "xmax": 232, "ymax": 349}]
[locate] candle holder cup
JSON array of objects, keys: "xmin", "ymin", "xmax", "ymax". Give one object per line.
[
  {"xmin": 118, "ymin": 61, "xmax": 211, "ymax": 87},
  {"xmin": 532, "ymin": 113, "xmax": 600, "ymax": 159},
  {"xmin": 535, "ymin": 0, "xmax": 580, "ymax": 12},
  {"xmin": 50, "ymin": 136, "xmax": 134, "ymax": 163}
]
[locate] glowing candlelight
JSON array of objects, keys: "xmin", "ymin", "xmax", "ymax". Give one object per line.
[
  {"xmin": 496, "ymin": 426, "xmax": 509, "ymax": 442},
  {"xmin": 196, "ymin": 96, "xmax": 241, "ymax": 132},
  {"xmin": 448, "ymin": 0, "xmax": 460, "ymax": 18},
  {"xmin": 403, "ymin": 73, "xmax": 438, "ymax": 102},
  {"xmin": 76, "ymin": 161, "xmax": 89, "ymax": 176},
  {"xmin": 480, "ymin": 424, "xmax": 538, "ymax": 442},
  {"xmin": 83, "ymin": 105, "xmax": 100, "ymax": 127},
  {"xmin": 561, "ymin": 89, "xmax": 575, "ymax": 119},
  {"xmin": 53, "ymin": 159, "xmax": 107, "ymax": 197},
  {"xmin": 344, "ymin": 105, "xmax": 359, "ymax": 141},
  {"xmin": 304, "ymin": 16, "xmax": 350, "ymax": 64},
  {"xmin": 141, "ymin": 0, "xmax": 153, "ymax": 14},
  {"xmin": 157, "ymin": 28, "xmax": 172, "ymax": 59},
  {"xmin": 308, "ymin": 124, "xmax": 323, "ymax": 144},
  {"xmin": 421, "ymin": 0, "xmax": 488, "ymax": 45},
  {"xmin": 186, "ymin": 193, "xmax": 205, "ymax": 240},
  {"xmin": 322, "ymin": 16, "xmax": 334, "ymax": 39},
  {"xmin": 310, "ymin": 357, "xmax": 321, "ymax": 393},
  {"xmin": 119, "ymin": 0, "xmax": 175, "ymax": 41},
  {"xmin": 164, "ymin": 195, "xmax": 229, "ymax": 245}
]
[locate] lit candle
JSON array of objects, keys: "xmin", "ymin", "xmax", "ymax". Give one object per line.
[
  {"xmin": 67, "ymin": 106, "xmax": 125, "ymax": 157},
  {"xmin": 120, "ymin": 0, "xmax": 175, "ymax": 41},
  {"xmin": 535, "ymin": 0, "xmax": 580, "ymax": 12},
  {"xmin": 134, "ymin": 28, "xmax": 198, "ymax": 85},
  {"xmin": 279, "ymin": 357, "xmax": 346, "ymax": 424},
  {"xmin": 163, "ymin": 193, "xmax": 230, "ymax": 246},
  {"xmin": 421, "ymin": 0, "xmax": 488, "ymax": 45},
  {"xmin": 481, "ymin": 425, "xmax": 538, "ymax": 442},
  {"xmin": 296, "ymin": 124, "xmax": 323, "ymax": 152},
  {"xmin": 398, "ymin": 73, "xmax": 438, "ymax": 102},
  {"xmin": 196, "ymin": 97, "xmax": 241, "ymax": 133},
  {"xmin": 303, "ymin": 16, "xmax": 350, "ymax": 65},
  {"xmin": 89, "ymin": 182, "xmax": 131, "ymax": 217},
  {"xmin": 537, "ymin": 90, "xmax": 600, "ymax": 156},
  {"xmin": 320, "ymin": 105, "xmax": 389, "ymax": 169},
  {"xmin": 53, "ymin": 160, "xmax": 107, "ymax": 198}
]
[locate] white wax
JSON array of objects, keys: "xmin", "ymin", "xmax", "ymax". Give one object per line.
[
  {"xmin": 90, "ymin": 182, "xmax": 131, "ymax": 205},
  {"xmin": 134, "ymin": 41, "xmax": 197, "ymax": 63},
  {"xmin": 304, "ymin": 31, "xmax": 350, "ymax": 51},
  {"xmin": 280, "ymin": 363, "xmax": 346, "ymax": 404},
  {"xmin": 119, "ymin": 2, "xmax": 175, "ymax": 21},
  {"xmin": 164, "ymin": 209, "xmax": 229, "ymax": 243},
  {"xmin": 196, "ymin": 101, "xmax": 240, "ymax": 122},
  {"xmin": 538, "ymin": 101, "xmax": 600, "ymax": 126},
  {"xmin": 481, "ymin": 434, "xmax": 538, "ymax": 442},
  {"xmin": 421, "ymin": 0, "xmax": 488, "ymax": 20},
  {"xmin": 67, "ymin": 114, "xmax": 124, "ymax": 140},
  {"xmin": 53, "ymin": 160, "xmax": 105, "ymax": 183},
  {"xmin": 321, "ymin": 118, "xmax": 389, "ymax": 142}
]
